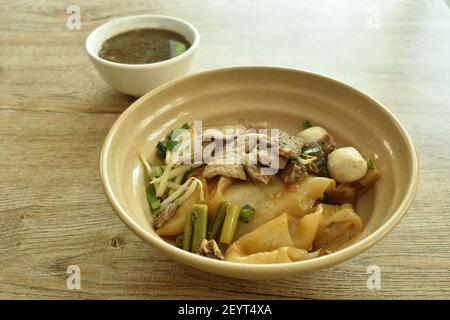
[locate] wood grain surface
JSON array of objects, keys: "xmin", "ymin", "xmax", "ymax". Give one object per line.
[{"xmin": 1, "ymin": 0, "xmax": 449, "ymax": 299}]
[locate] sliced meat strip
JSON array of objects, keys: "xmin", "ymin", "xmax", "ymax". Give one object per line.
[
  {"xmin": 202, "ymin": 125, "xmax": 247, "ymax": 141},
  {"xmin": 154, "ymin": 202, "xmax": 177, "ymax": 229},
  {"xmin": 244, "ymin": 164, "xmax": 274, "ymax": 185},
  {"xmin": 280, "ymin": 159, "xmax": 308, "ymax": 184},
  {"xmin": 203, "ymin": 163, "xmax": 246, "ymax": 180},
  {"xmin": 278, "ymin": 130, "xmax": 304, "ymax": 159},
  {"xmin": 197, "ymin": 239, "xmax": 224, "ymax": 260},
  {"xmin": 278, "ymin": 156, "xmax": 288, "ymax": 170}
]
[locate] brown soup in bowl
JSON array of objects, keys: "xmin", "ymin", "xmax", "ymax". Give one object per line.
[{"xmin": 98, "ymin": 28, "xmax": 191, "ymax": 65}]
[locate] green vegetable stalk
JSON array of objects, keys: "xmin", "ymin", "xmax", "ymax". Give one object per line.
[
  {"xmin": 367, "ymin": 158, "xmax": 376, "ymax": 170},
  {"xmin": 208, "ymin": 202, "xmax": 227, "ymax": 240},
  {"xmin": 238, "ymin": 204, "xmax": 255, "ymax": 223},
  {"xmin": 191, "ymin": 204, "xmax": 208, "ymax": 252},
  {"xmin": 220, "ymin": 203, "xmax": 240, "ymax": 244},
  {"xmin": 150, "ymin": 165, "xmax": 165, "ymax": 178},
  {"xmin": 182, "ymin": 210, "xmax": 195, "ymax": 251},
  {"xmin": 175, "ymin": 234, "xmax": 184, "ymax": 248},
  {"xmin": 146, "ymin": 185, "xmax": 161, "ymax": 213},
  {"xmin": 303, "ymin": 119, "xmax": 313, "ymax": 130}
]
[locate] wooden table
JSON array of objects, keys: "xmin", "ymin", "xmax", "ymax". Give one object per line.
[{"xmin": 1, "ymin": 0, "xmax": 449, "ymax": 299}]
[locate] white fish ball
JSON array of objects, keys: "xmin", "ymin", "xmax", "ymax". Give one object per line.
[{"xmin": 327, "ymin": 147, "xmax": 368, "ymax": 183}]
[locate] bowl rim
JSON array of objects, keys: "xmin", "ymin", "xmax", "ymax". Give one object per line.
[
  {"xmin": 85, "ymin": 14, "xmax": 200, "ymax": 69},
  {"xmin": 100, "ymin": 66, "xmax": 419, "ymax": 275}
]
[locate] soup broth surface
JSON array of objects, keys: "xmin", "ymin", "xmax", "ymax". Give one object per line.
[{"xmin": 98, "ymin": 28, "xmax": 191, "ymax": 64}]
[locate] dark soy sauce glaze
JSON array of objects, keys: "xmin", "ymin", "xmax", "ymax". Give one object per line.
[{"xmin": 98, "ymin": 28, "xmax": 191, "ymax": 64}]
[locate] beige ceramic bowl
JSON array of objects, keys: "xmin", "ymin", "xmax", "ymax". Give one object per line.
[{"xmin": 100, "ymin": 66, "xmax": 418, "ymax": 279}]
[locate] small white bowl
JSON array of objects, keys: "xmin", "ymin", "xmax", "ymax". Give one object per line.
[{"xmin": 85, "ymin": 15, "xmax": 200, "ymax": 97}]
